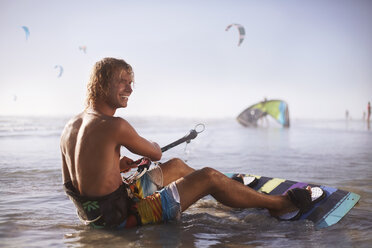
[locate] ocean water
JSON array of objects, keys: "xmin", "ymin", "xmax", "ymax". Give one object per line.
[{"xmin": 0, "ymin": 116, "xmax": 371, "ymax": 248}]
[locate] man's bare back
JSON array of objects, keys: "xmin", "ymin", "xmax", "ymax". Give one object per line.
[
  {"xmin": 61, "ymin": 112, "xmax": 122, "ymax": 196},
  {"xmin": 61, "ymin": 111, "xmax": 162, "ymax": 197}
]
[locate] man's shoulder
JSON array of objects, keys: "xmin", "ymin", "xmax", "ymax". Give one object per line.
[
  {"xmin": 70, "ymin": 112, "xmax": 84, "ymax": 123},
  {"xmin": 62, "ymin": 112, "xmax": 82, "ymax": 129},
  {"xmin": 87, "ymin": 114, "xmax": 132, "ymax": 132},
  {"xmin": 109, "ymin": 116, "xmax": 132, "ymax": 130},
  {"xmin": 96, "ymin": 116, "xmax": 136, "ymax": 143},
  {"xmin": 62, "ymin": 112, "xmax": 133, "ymax": 136},
  {"xmin": 60, "ymin": 113, "xmax": 84, "ymax": 146}
]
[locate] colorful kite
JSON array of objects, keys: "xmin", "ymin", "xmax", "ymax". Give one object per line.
[{"xmin": 237, "ymin": 99, "xmax": 290, "ymax": 127}]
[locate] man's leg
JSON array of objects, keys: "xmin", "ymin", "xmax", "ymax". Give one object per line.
[
  {"xmin": 175, "ymin": 167, "xmax": 308, "ymax": 217},
  {"xmin": 158, "ymin": 158, "xmax": 195, "ymax": 186}
]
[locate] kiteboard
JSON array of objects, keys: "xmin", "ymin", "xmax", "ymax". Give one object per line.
[{"xmin": 225, "ymin": 173, "xmax": 360, "ymax": 229}]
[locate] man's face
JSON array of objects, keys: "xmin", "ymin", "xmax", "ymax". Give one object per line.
[{"xmin": 106, "ymin": 69, "xmax": 133, "ymax": 109}]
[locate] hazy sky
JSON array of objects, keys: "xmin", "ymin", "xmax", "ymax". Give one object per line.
[{"xmin": 1, "ymin": 0, "xmax": 371, "ymax": 119}]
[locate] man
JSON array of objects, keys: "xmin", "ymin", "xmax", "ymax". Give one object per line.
[{"xmin": 61, "ymin": 57, "xmax": 322, "ymax": 229}]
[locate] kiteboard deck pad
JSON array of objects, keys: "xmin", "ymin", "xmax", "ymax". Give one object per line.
[{"xmin": 225, "ymin": 173, "xmax": 360, "ymax": 229}]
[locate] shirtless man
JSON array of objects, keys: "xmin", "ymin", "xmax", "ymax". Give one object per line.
[{"xmin": 61, "ymin": 57, "xmax": 320, "ymax": 229}]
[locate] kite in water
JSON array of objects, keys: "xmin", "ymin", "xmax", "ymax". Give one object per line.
[
  {"xmin": 79, "ymin": 46, "xmax": 87, "ymax": 54},
  {"xmin": 225, "ymin": 23, "xmax": 245, "ymax": 46},
  {"xmin": 54, "ymin": 65, "xmax": 64, "ymax": 78},
  {"xmin": 237, "ymin": 99, "xmax": 290, "ymax": 127},
  {"xmin": 21, "ymin": 26, "xmax": 30, "ymax": 41}
]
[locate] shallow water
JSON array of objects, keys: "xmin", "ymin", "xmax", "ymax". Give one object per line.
[{"xmin": 0, "ymin": 116, "xmax": 371, "ymax": 247}]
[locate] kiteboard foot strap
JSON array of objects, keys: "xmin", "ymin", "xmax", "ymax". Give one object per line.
[{"xmin": 231, "ymin": 174, "xmax": 258, "ymax": 188}]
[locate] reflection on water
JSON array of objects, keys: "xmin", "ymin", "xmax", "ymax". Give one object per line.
[{"xmin": 0, "ymin": 117, "xmax": 371, "ymax": 247}]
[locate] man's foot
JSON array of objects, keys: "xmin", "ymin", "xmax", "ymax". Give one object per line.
[{"xmin": 269, "ymin": 186, "xmax": 325, "ymax": 221}]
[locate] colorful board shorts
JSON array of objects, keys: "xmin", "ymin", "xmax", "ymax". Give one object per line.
[
  {"xmin": 133, "ymin": 166, "xmax": 182, "ymax": 225},
  {"xmin": 134, "ymin": 166, "xmax": 164, "ymax": 198}
]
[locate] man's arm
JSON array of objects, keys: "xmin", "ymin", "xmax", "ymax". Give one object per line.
[{"xmin": 114, "ymin": 118, "xmax": 162, "ymax": 161}]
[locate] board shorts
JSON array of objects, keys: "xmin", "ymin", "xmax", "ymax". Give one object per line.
[
  {"xmin": 132, "ymin": 166, "xmax": 182, "ymax": 225},
  {"xmin": 134, "ymin": 166, "xmax": 164, "ymax": 198},
  {"xmin": 64, "ymin": 166, "xmax": 181, "ymax": 229},
  {"xmin": 136, "ymin": 181, "xmax": 181, "ymax": 225}
]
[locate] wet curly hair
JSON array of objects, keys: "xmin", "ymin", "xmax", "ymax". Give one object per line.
[{"xmin": 85, "ymin": 57, "xmax": 134, "ymax": 109}]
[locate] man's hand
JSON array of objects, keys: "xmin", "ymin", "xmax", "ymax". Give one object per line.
[{"xmin": 120, "ymin": 156, "xmax": 139, "ymax": 173}]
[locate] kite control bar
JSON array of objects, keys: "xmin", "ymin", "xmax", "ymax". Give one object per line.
[
  {"xmin": 134, "ymin": 123, "xmax": 205, "ymax": 175},
  {"xmin": 161, "ymin": 123, "xmax": 205, "ymax": 152}
]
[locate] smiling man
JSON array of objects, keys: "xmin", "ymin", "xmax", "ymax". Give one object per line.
[
  {"xmin": 60, "ymin": 57, "xmax": 195, "ymax": 228},
  {"xmin": 61, "ymin": 57, "xmax": 321, "ymax": 229}
]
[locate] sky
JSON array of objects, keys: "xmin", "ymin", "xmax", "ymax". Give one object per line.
[{"xmin": 0, "ymin": 0, "xmax": 371, "ymax": 119}]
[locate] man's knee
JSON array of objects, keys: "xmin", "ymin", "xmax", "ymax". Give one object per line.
[
  {"xmin": 168, "ymin": 158, "xmax": 185, "ymax": 166},
  {"xmin": 199, "ymin": 167, "xmax": 220, "ymax": 180},
  {"xmin": 168, "ymin": 158, "xmax": 190, "ymax": 170},
  {"xmin": 163, "ymin": 158, "xmax": 192, "ymax": 176}
]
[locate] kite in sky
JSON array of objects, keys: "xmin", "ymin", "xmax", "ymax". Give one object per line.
[
  {"xmin": 225, "ymin": 23, "xmax": 245, "ymax": 46},
  {"xmin": 79, "ymin": 46, "xmax": 87, "ymax": 54},
  {"xmin": 21, "ymin": 26, "xmax": 30, "ymax": 41},
  {"xmin": 54, "ymin": 65, "xmax": 64, "ymax": 78}
]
